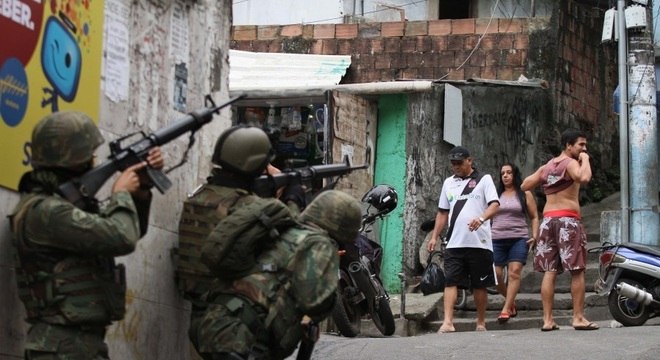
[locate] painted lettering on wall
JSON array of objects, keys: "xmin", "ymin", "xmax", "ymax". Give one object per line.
[{"xmin": 464, "ymin": 94, "xmax": 542, "ymax": 172}]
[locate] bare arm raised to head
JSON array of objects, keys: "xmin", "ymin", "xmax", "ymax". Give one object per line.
[
  {"xmin": 568, "ymin": 152, "xmax": 592, "ymax": 184},
  {"xmin": 521, "ymin": 165, "xmax": 545, "ymax": 192}
]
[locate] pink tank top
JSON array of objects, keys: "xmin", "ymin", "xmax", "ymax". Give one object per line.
[
  {"xmin": 541, "ymin": 157, "xmax": 574, "ymax": 195},
  {"xmin": 491, "ymin": 194, "xmax": 528, "ymax": 239}
]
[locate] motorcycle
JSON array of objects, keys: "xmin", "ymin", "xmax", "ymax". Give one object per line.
[
  {"xmin": 331, "ymin": 185, "xmax": 396, "ymax": 337},
  {"xmin": 590, "ymin": 242, "xmax": 660, "ymax": 326}
]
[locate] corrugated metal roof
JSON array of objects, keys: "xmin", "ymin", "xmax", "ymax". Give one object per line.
[{"xmin": 229, "ymin": 50, "xmax": 351, "ymax": 92}]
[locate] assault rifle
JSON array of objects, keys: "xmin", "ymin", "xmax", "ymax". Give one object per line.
[
  {"xmin": 59, "ymin": 94, "xmax": 245, "ymax": 209},
  {"xmin": 252, "ymin": 157, "xmax": 368, "ymax": 198}
]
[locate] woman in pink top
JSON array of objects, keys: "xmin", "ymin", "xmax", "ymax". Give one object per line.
[{"xmin": 491, "ymin": 162, "xmax": 539, "ymax": 323}]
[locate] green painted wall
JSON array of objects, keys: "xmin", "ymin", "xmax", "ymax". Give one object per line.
[{"xmin": 375, "ymin": 94, "xmax": 407, "ymax": 293}]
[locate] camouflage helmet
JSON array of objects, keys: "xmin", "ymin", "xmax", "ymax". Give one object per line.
[
  {"xmin": 299, "ymin": 190, "xmax": 362, "ymax": 244},
  {"xmin": 212, "ymin": 125, "xmax": 274, "ymax": 177},
  {"xmin": 31, "ymin": 111, "xmax": 104, "ymax": 169}
]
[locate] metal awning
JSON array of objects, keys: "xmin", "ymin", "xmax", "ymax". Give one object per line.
[{"xmin": 229, "ymin": 50, "xmax": 351, "ymax": 93}]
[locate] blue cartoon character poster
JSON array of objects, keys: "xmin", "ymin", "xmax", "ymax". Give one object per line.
[{"xmin": 0, "ymin": 0, "xmax": 103, "ymax": 190}]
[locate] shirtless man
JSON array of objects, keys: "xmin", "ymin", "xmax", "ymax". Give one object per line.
[{"xmin": 521, "ymin": 129, "xmax": 598, "ymax": 331}]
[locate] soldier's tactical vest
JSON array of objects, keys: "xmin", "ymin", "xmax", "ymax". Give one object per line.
[
  {"xmin": 9, "ymin": 194, "xmax": 126, "ymax": 325},
  {"xmin": 173, "ymin": 185, "xmax": 254, "ymax": 305},
  {"xmin": 209, "ymin": 225, "xmax": 337, "ymax": 359}
]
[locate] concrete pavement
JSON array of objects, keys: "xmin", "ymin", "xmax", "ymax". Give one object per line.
[{"xmin": 308, "ymin": 320, "xmax": 660, "ymax": 360}]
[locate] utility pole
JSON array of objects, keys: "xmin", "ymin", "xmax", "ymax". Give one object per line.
[
  {"xmin": 626, "ymin": 0, "xmax": 659, "ymax": 246},
  {"xmin": 617, "ymin": 0, "xmax": 630, "ymax": 244}
]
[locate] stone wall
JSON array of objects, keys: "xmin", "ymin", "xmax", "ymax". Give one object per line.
[{"xmin": 403, "ymin": 84, "xmax": 553, "ymax": 274}]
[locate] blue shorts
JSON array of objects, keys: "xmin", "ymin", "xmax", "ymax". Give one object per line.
[{"xmin": 492, "ymin": 237, "xmax": 529, "ymax": 266}]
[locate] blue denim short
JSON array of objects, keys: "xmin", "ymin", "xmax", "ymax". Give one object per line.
[{"xmin": 492, "ymin": 237, "xmax": 529, "ymax": 266}]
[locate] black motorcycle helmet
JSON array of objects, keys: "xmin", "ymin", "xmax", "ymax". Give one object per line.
[{"xmin": 361, "ymin": 184, "xmax": 398, "ymax": 215}]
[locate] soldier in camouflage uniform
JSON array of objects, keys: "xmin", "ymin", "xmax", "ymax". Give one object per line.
[
  {"xmin": 195, "ymin": 190, "xmax": 362, "ymax": 360},
  {"xmin": 175, "ymin": 125, "xmax": 305, "ymax": 353},
  {"xmin": 9, "ymin": 112, "xmax": 164, "ymax": 359}
]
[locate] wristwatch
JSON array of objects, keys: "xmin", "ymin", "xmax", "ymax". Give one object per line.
[{"xmin": 478, "ymin": 217, "xmax": 485, "ymax": 224}]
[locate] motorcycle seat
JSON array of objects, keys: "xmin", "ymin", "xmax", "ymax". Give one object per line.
[{"xmin": 620, "ymin": 243, "xmax": 660, "ymax": 258}]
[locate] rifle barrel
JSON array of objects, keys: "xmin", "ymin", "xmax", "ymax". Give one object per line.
[{"xmin": 151, "ymin": 96, "xmax": 243, "ymax": 144}]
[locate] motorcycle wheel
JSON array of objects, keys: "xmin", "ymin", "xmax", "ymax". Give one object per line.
[
  {"xmin": 331, "ymin": 273, "xmax": 362, "ymax": 337},
  {"xmin": 608, "ymin": 278, "xmax": 651, "ymax": 326},
  {"xmin": 371, "ymin": 296, "xmax": 396, "ymax": 336}
]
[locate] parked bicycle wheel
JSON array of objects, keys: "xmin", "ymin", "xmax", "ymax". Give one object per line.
[
  {"xmin": 454, "ymin": 288, "xmax": 468, "ymax": 310},
  {"xmin": 487, "ymin": 265, "xmax": 507, "ymax": 295}
]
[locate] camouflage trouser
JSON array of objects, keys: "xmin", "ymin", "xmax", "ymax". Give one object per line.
[
  {"xmin": 24, "ymin": 322, "xmax": 108, "ymax": 360},
  {"xmin": 194, "ymin": 296, "xmax": 270, "ymax": 360}
]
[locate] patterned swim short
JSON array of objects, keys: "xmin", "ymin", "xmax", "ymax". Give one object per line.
[{"xmin": 533, "ymin": 215, "xmax": 587, "ymax": 273}]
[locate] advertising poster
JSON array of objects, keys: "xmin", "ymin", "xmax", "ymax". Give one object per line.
[{"xmin": 0, "ymin": 0, "xmax": 104, "ymax": 191}]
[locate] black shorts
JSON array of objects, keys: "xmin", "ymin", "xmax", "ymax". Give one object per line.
[{"xmin": 444, "ymin": 248, "xmax": 496, "ymax": 289}]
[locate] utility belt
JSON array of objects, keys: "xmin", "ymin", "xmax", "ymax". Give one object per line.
[{"xmin": 16, "ymin": 260, "xmax": 127, "ymax": 325}]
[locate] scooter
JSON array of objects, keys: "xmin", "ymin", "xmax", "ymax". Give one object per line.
[
  {"xmin": 331, "ymin": 185, "xmax": 396, "ymax": 337},
  {"xmin": 591, "ymin": 242, "xmax": 660, "ymax": 326}
]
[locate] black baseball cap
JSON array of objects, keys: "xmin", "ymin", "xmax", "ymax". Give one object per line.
[{"xmin": 448, "ymin": 146, "xmax": 470, "ymax": 161}]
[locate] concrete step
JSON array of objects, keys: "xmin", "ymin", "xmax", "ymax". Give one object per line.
[
  {"xmin": 325, "ymin": 239, "xmax": 612, "ymax": 337},
  {"xmin": 322, "ymin": 291, "xmax": 614, "ymax": 337},
  {"xmin": 518, "ymin": 259, "xmax": 603, "ymax": 293},
  {"xmin": 388, "ymin": 291, "xmax": 608, "ymax": 317}
]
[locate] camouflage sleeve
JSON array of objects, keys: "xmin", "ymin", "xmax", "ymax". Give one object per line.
[
  {"xmin": 290, "ymin": 234, "xmax": 339, "ymax": 314},
  {"xmin": 25, "ymin": 191, "xmax": 141, "ymax": 256}
]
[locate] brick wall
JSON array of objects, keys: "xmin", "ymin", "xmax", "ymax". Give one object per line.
[
  {"xmin": 231, "ymin": 0, "xmax": 620, "ymax": 201},
  {"xmin": 231, "ymin": 18, "xmax": 539, "ymax": 83},
  {"xmin": 554, "ymin": 1, "xmax": 617, "ymax": 131}
]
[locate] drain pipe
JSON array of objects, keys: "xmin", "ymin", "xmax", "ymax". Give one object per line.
[{"xmin": 397, "ymin": 272, "xmax": 406, "ymax": 318}]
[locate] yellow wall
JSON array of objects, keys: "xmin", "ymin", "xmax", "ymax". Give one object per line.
[{"xmin": 0, "ymin": 0, "xmax": 104, "ymax": 190}]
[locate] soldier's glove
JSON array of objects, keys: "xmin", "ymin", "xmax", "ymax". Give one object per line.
[{"xmin": 282, "ymin": 184, "xmax": 306, "ymax": 210}]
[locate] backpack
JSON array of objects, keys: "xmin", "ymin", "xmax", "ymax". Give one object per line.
[
  {"xmin": 203, "ymin": 225, "xmax": 338, "ymax": 359},
  {"xmin": 201, "ymin": 197, "xmax": 296, "ymax": 279}
]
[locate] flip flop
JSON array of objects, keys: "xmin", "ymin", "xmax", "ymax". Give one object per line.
[
  {"xmin": 509, "ymin": 304, "xmax": 518, "ymax": 318},
  {"xmin": 497, "ymin": 312, "xmax": 510, "ymax": 324},
  {"xmin": 541, "ymin": 324, "xmax": 560, "ymax": 332},
  {"xmin": 573, "ymin": 322, "xmax": 599, "ymax": 331}
]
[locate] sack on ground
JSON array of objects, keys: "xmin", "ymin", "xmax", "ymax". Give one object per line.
[{"xmin": 420, "ymin": 251, "xmax": 445, "ymax": 295}]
